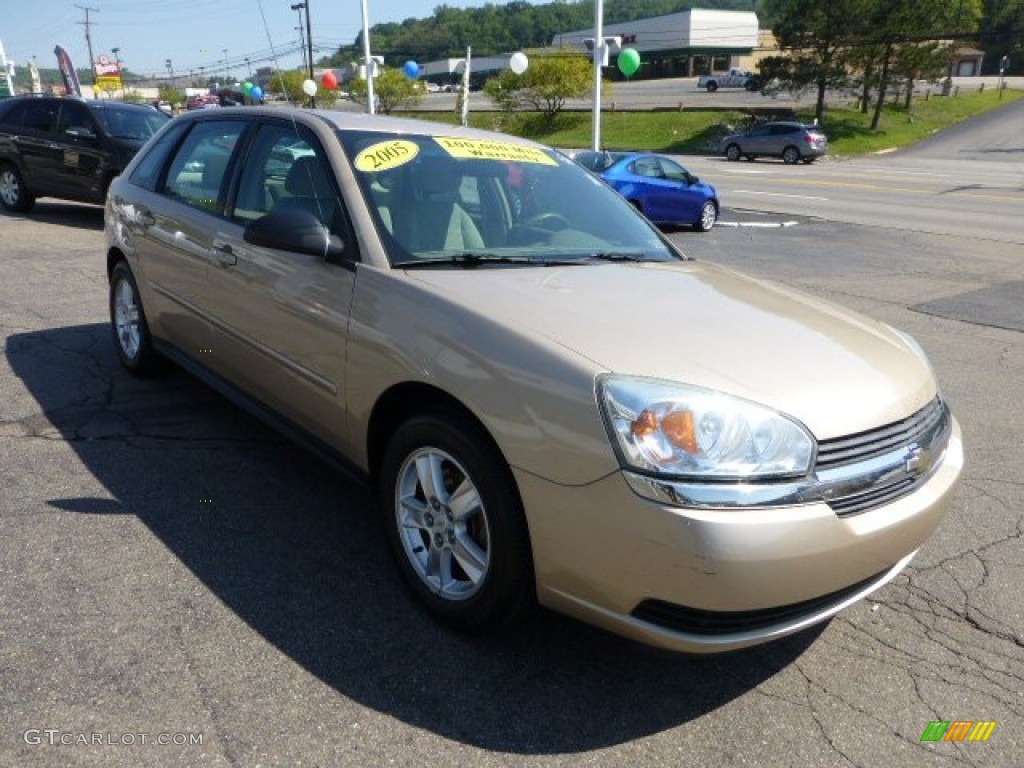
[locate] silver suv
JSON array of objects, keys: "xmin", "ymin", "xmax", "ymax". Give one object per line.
[{"xmin": 720, "ymin": 121, "xmax": 828, "ymax": 164}]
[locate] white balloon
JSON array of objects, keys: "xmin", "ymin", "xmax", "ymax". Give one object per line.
[
  {"xmin": 302, "ymin": 79, "xmax": 317, "ymax": 96},
  {"xmin": 509, "ymin": 52, "xmax": 529, "ymax": 75}
]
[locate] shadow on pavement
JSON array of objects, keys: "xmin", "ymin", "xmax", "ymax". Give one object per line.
[{"xmin": 8, "ymin": 322, "xmax": 823, "ymax": 753}]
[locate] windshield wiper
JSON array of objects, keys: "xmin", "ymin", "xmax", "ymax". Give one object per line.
[
  {"xmin": 396, "ymin": 253, "xmax": 541, "ymax": 269},
  {"xmin": 579, "ymin": 251, "xmax": 653, "ymax": 263}
]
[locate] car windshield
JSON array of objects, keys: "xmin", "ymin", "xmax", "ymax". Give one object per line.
[
  {"xmin": 93, "ymin": 105, "xmax": 169, "ymax": 141},
  {"xmin": 339, "ymin": 131, "xmax": 680, "ymax": 267}
]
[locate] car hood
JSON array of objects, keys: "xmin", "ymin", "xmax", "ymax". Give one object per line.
[{"xmin": 403, "ymin": 260, "xmax": 937, "ymax": 439}]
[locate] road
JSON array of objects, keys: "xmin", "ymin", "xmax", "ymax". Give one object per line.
[
  {"xmin": 1, "ymin": 104, "xmax": 1022, "ymax": 767},
  {"xmin": 681, "ymin": 96, "xmax": 1024, "ymax": 245}
]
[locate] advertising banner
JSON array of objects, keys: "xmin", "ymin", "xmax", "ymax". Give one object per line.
[{"xmin": 54, "ymin": 44, "xmax": 82, "ymax": 96}]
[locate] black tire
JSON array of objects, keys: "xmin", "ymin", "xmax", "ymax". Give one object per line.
[
  {"xmin": 109, "ymin": 260, "xmax": 161, "ymax": 375},
  {"xmin": 725, "ymin": 144, "xmax": 742, "ymax": 162},
  {"xmin": 0, "ymin": 163, "xmax": 35, "ymax": 213},
  {"xmin": 379, "ymin": 410, "xmax": 534, "ymax": 632},
  {"xmin": 694, "ymin": 200, "xmax": 717, "ymax": 232},
  {"xmin": 782, "ymin": 146, "xmax": 801, "ymax": 165},
  {"xmin": 705, "ymin": 82, "xmax": 718, "ymax": 92}
]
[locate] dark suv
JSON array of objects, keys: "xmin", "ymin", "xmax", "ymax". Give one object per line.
[{"xmin": 0, "ymin": 96, "xmax": 170, "ymax": 212}]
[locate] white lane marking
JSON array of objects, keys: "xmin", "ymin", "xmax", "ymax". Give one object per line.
[
  {"xmin": 717, "ymin": 220, "xmax": 800, "ymax": 228},
  {"xmin": 730, "ymin": 190, "xmax": 830, "ymax": 201}
]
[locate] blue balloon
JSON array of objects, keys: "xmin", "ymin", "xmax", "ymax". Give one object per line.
[
  {"xmin": 250, "ymin": 85, "xmax": 263, "ymax": 101},
  {"xmin": 403, "ymin": 60, "xmax": 420, "ymax": 79}
]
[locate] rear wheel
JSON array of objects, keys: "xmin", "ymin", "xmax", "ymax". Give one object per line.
[
  {"xmin": 725, "ymin": 144, "xmax": 742, "ymax": 162},
  {"xmin": 109, "ymin": 261, "xmax": 161, "ymax": 375},
  {"xmin": 705, "ymin": 82, "xmax": 718, "ymax": 92},
  {"xmin": 782, "ymin": 146, "xmax": 801, "ymax": 165},
  {"xmin": 380, "ymin": 410, "xmax": 534, "ymax": 632},
  {"xmin": 0, "ymin": 163, "xmax": 35, "ymax": 213}
]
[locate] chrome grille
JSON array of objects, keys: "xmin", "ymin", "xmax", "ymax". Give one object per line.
[
  {"xmin": 816, "ymin": 397, "xmax": 947, "ymax": 470},
  {"xmin": 816, "ymin": 397, "xmax": 951, "ymax": 517}
]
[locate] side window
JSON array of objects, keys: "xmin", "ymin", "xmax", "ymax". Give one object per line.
[
  {"xmin": 232, "ymin": 123, "xmax": 343, "ymax": 233},
  {"xmin": 57, "ymin": 102, "xmax": 97, "ymax": 136},
  {"xmin": 22, "ymin": 101, "xmax": 60, "ymax": 133},
  {"xmin": 162, "ymin": 121, "xmax": 246, "ymax": 214},
  {"xmin": 129, "ymin": 120, "xmax": 190, "ymax": 192},
  {"xmin": 0, "ymin": 101, "xmax": 28, "ymax": 127},
  {"xmin": 632, "ymin": 158, "xmax": 662, "ymax": 178},
  {"xmin": 658, "ymin": 158, "xmax": 687, "ymax": 181}
]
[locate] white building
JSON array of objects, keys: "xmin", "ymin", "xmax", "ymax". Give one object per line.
[{"xmin": 551, "ymin": 9, "xmax": 760, "ymax": 79}]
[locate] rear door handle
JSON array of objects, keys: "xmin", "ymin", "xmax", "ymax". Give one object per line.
[{"xmin": 210, "ymin": 241, "xmax": 237, "ymax": 267}]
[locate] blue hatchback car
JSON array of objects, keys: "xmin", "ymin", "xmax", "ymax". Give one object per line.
[{"xmin": 573, "ymin": 151, "xmax": 719, "ymax": 232}]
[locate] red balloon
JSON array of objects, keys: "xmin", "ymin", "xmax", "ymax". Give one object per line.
[{"xmin": 321, "ymin": 71, "xmax": 338, "ymax": 91}]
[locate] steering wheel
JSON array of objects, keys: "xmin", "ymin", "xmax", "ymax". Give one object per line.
[{"xmin": 523, "ymin": 212, "xmax": 570, "ymax": 232}]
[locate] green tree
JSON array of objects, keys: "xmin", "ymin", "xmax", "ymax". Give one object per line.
[
  {"xmin": 348, "ymin": 68, "xmax": 423, "ymax": 114},
  {"xmin": 761, "ymin": 0, "xmax": 874, "ymax": 124},
  {"xmin": 483, "ymin": 52, "xmax": 592, "ymax": 126}
]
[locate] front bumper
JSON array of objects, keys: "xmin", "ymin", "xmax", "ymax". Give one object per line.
[{"xmin": 517, "ymin": 419, "xmax": 963, "ymax": 653}]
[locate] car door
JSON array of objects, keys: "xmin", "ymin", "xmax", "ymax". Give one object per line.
[
  {"xmin": 128, "ymin": 118, "xmax": 250, "ymax": 355},
  {"xmin": 656, "ymin": 157, "xmax": 704, "ymax": 223},
  {"xmin": 743, "ymin": 124, "xmax": 773, "ymax": 154},
  {"xmin": 11, "ymin": 100, "xmax": 63, "ymax": 196},
  {"xmin": 54, "ymin": 100, "xmax": 107, "ymax": 202},
  {"xmin": 768, "ymin": 124, "xmax": 798, "ymax": 155},
  {"xmin": 200, "ymin": 121, "xmax": 358, "ymax": 446},
  {"xmin": 625, "ymin": 156, "xmax": 678, "ymax": 223}
]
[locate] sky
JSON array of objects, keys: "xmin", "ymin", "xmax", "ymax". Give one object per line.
[{"xmin": 0, "ymin": 0, "xmax": 485, "ymax": 81}]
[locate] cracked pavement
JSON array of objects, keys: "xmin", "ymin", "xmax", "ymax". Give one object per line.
[{"xmin": 1, "ymin": 201, "xmax": 1021, "ymax": 767}]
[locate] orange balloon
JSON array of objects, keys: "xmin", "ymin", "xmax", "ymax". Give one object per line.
[{"xmin": 321, "ymin": 71, "xmax": 338, "ymax": 91}]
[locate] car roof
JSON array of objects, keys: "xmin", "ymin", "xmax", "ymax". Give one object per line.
[{"xmin": 179, "ymin": 105, "xmax": 556, "ymax": 150}]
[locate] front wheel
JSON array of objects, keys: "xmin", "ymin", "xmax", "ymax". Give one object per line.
[
  {"xmin": 0, "ymin": 163, "xmax": 35, "ymax": 213},
  {"xmin": 782, "ymin": 146, "xmax": 801, "ymax": 165},
  {"xmin": 380, "ymin": 410, "xmax": 534, "ymax": 632},
  {"xmin": 109, "ymin": 261, "xmax": 161, "ymax": 375},
  {"xmin": 725, "ymin": 144, "xmax": 742, "ymax": 162},
  {"xmin": 705, "ymin": 82, "xmax": 718, "ymax": 92},
  {"xmin": 694, "ymin": 200, "xmax": 717, "ymax": 232}
]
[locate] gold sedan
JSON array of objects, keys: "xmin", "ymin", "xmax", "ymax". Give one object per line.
[{"xmin": 105, "ymin": 107, "xmax": 962, "ymax": 653}]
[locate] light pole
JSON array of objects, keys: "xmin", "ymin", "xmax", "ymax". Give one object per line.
[
  {"xmin": 245, "ymin": 56, "xmax": 252, "ymax": 80},
  {"xmin": 222, "ymin": 48, "xmax": 229, "ymax": 84},
  {"xmin": 291, "ymin": 3, "xmax": 307, "ymax": 71},
  {"xmin": 111, "ymin": 47, "xmax": 122, "ymax": 95},
  {"xmin": 165, "ymin": 58, "xmax": 175, "ymax": 88},
  {"xmin": 295, "ymin": 25, "xmax": 308, "ymax": 72},
  {"xmin": 291, "ymin": 1, "xmax": 314, "ymax": 107}
]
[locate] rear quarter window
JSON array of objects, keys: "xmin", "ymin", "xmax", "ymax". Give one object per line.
[{"xmin": 129, "ymin": 120, "xmax": 190, "ymax": 192}]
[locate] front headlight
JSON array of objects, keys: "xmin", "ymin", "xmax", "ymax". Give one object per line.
[{"xmin": 597, "ymin": 375, "xmax": 815, "ymax": 480}]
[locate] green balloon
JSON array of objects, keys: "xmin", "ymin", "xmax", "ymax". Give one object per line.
[
  {"xmin": 242, "ymin": 81, "xmax": 254, "ymax": 93},
  {"xmin": 617, "ymin": 48, "xmax": 640, "ymax": 78}
]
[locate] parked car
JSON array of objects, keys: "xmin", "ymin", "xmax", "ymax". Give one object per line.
[
  {"xmin": 0, "ymin": 95, "xmax": 170, "ymax": 212},
  {"xmin": 720, "ymin": 120, "xmax": 828, "ymax": 164},
  {"xmin": 573, "ymin": 150, "xmax": 718, "ymax": 231},
  {"xmin": 697, "ymin": 67, "xmax": 760, "ymax": 92},
  {"xmin": 105, "ymin": 106, "xmax": 961, "ymax": 654},
  {"xmin": 187, "ymin": 94, "xmax": 220, "ymax": 110}
]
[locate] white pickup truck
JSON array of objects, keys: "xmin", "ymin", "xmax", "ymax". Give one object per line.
[{"xmin": 697, "ymin": 67, "xmax": 760, "ymax": 92}]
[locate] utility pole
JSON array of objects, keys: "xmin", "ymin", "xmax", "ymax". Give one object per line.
[
  {"xmin": 295, "ymin": 26, "xmax": 307, "ymax": 72},
  {"xmin": 76, "ymin": 5, "xmax": 100, "ymax": 85}
]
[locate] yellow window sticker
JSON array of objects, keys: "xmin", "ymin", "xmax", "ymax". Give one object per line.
[
  {"xmin": 434, "ymin": 137, "xmax": 558, "ymax": 166},
  {"xmin": 354, "ymin": 140, "xmax": 420, "ymax": 172}
]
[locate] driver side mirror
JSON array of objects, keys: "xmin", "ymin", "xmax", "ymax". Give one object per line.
[
  {"xmin": 66, "ymin": 125, "xmax": 97, "ymax": 141},
  {"xmin": 244, "ymin": 208, "xmax": 346, "ymax": 261}
]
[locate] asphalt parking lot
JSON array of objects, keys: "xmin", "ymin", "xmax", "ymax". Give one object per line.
[{"xmin": 1, "ymin": 192, "xmax": 1022, "ymax": 766}]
